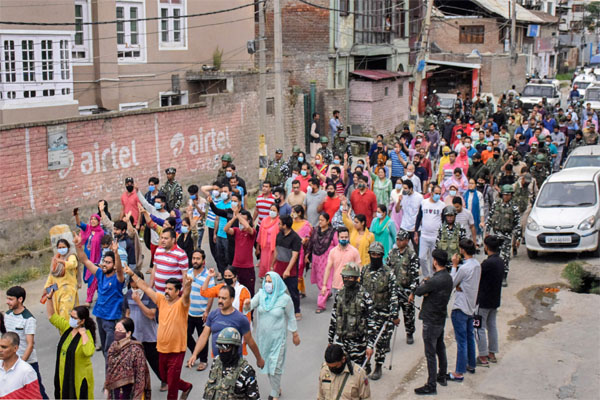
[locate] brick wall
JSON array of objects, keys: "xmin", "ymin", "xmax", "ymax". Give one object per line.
[
  {"xmin": 430, "ymin": 18, "xmax": 504, "ymax": 55},
  {"xmin": 349, "ymin": 78, "xmax": 409, "ymax": 135},
  {"xmin": 0, "ymin": 92, "xmax": 305, "ymax": 252}
]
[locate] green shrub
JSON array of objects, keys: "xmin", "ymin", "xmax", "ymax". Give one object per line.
[{"xmin": 562, "ymin": 261, "xmax": 585, "ymax": 292}]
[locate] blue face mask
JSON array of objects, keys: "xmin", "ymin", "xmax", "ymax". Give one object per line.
[
  {"xmin": 226, "ymin": 171, "xmax": 233, "ymax": 178},
  {"xmin": 333, "ymin": 159, "xmax": 341, "ymax": 165},
  {"xmin": 181, "ymin": 226, "xmax": 189, "ymax": 234},
  {"xmin": 432, "ymin": 194, "xmax": 441, "ymax": 202},
  {"xmin": 298, "ymin": 156, "xmax": 304, "ymax": 163},
  {"xmin": 220, "ymin": 192, "xmax": 228, "ymax": 201},
  {"xmin": 148, "ymin": 185, "xmax": 155, "ymax": 192},
  {"xmin": 300, "ymin": 170, "xmax": 307, "ymax": 177},
  {"xmin": 57, "ymin": 247, "xmax": 68, "ymax": 256},
  {"xmin": 154, "ymin": 202, "xmax": 162, "ymax": 210},
  {"xmin": 486, "ymin": 146, "xmax": 492, "ymax": 152},
  {"xmin": 69, "ymin": 317, "xmax": 79, "ymax": 329},
  {"xmin": 212, "ymin": 190, "xmax": 220, "ymax": 198},
  {"xmin": 190, "ymin": 194, "xmax": 197, "ymax": 200},
  {"xmin": 339, "ymin": 239, "xmax": 349, "ymax": 246},
  {"xmin": 264, "ymin": 282, "xmax": 274, "ymax": 294},
  {"xmin": 395, "ymin": 184, "xmax": 402, "ymax": 190}
]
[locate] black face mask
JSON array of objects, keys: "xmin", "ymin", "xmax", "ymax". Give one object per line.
[
  {"xmin": 343, "ymin": 279, "xmax": 358, "ymax": 290},
  {"xmin": 493, "ymin": 154, "xmax": 500, "ymax": 159},
  {"xmin": 219, "ymin": 349, "xmax": 239, "ymax": 367},
  {"xmin": 371, "ymin": 257, "xmax": 383, "ymax": 269},
  {"xmin": 224, "ymin": 277, "xmax": 234, "ymax": 286},
  {"xmin": 126, "ymin": 185, "xmax": 134, "ymax": 193},
  {"xmin": 331, "ymin": 174, "xmax": 338, "ymax": 181},
  {"xmin": 414, "ymin": 161, "xmax": 420, "ymax": 167},
  {"xmin": 327, "ymin": 191, "xmax": 335, "ymax": 198},
  {"xmin": 274, "ymin": 198, "xmax": 281, "ymax": 204},
  {"xmin": 329, "ymin": 364, "xmax": 345, "ymax": 375}
]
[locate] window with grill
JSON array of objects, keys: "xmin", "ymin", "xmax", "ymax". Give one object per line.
[
  {"xmin": 41, "ymin": 40, "xmax": 54, "ymax": 81},
  {"xmin": 459, "ymin": 25, "xmax": 485, "ymax": 44},
  {"xmin": 22, "ymin": 40, "xmax": 35, "ymax": 82},
  {"xmin": 355, "ymin": 0, "xmax": 405, "ymax": 44},
  {"xmin": 159, "ymin": 0, "xmax": 186, "ymax": 48},
  {"xmin": 116, "ymin": 1, "xmax": 146, "ymax": 61},
  {"xmin": 72, "ymin": 1, "xmax": 92, "ymax": 62},
  {"xmin": 3, "ymin": 40, "xmax": 16, "ymax": 83}
]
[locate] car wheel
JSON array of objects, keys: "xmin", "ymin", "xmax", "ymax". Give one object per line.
[{"xmin": 527, "ymin": 249, "xmax": 538, "ymax": 259}]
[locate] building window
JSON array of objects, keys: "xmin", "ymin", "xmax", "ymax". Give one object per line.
[
  {"xmin": 159, "ymin": 0, "xmax": 186, "ymax": 48},
  {"xmin": 21, "ymin": 40, "xmax": 35, "ymax": 82},
  {"xmin": 355, "ymin": 0, "xmax": 405, "ymax": 45},
  {"xmin": 3, "ymin": 40, "xmax": 16, "ymax": 82},
  {"xmin": 339, "ymin": 0, "xmax": 349, "ymax": 16},
  {"xmin": 0, "ymin": 33, "xmax": 74, "ymax": 104},
  {"xmin": 398, "ymin": 82, "xmax": 403, "ymax": 97},
  {"xmin": 384, "ymin": 87, "xmax": 389, "ymax": 96},
  {"xmin": 266, "ymin": 97, "xmax": 274, "ymax": 115},
  {"xmin": 117, "ymin": 1, "xmax": 146, "ymax": 62},
  {"xmin": 459, "ymin": 25, "xmax": 484, "ymax": 44},
  {"xmin": 572, "ymin": 5, "xmax": 584, "ymax": 12},
  {"xmin": 119, "ymin": 102, "xmax": 148, "ymax": 111},
  {"xmin": 73, "ymin": 0, "xmax": 92, "ymax": 62},
  {"xmin": 41, "ymin": 40, "xmax": 54, "ymax": 81},
  {"xmin": 160, "ymin": 90, "xmax": 188, "ymax": 106}
]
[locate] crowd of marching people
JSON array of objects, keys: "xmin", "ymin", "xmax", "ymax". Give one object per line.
[{"xmin": 0, "ymin": 91, "xmax": 598, "ymax": 400}]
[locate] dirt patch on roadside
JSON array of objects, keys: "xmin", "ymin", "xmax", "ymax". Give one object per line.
[{"xmin": 508, "ymin": 283, "xmax": 565, "ymax": 341}]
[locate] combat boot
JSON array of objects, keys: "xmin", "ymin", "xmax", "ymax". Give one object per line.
[
  {"xmin": 407, "ymin": 334, "xmax": 414, "ymax": 345},
  {"xmin": 502, "ymin": 273, "xmax": 508, "ymax": 287},
  {"xmin": 370, "ymin": 363, "xmax": 383, "ymax": 380}
]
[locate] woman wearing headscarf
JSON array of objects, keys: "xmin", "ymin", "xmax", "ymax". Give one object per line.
[
  {"xmin": 291, "ymin": 205, "xmax": 312, "ymax": 298},
  {"xmin": 44, "ymin": 239, "xmax": 79, "ymax": 320},
  {"xmin": 369, "ymin": 204, "xmax": 397, "ymax": 258},
  {"xmin": 463, "ymin": 178, "xmax": 485, "ymax": 245},
  {"xmin": 244, "ymin": 272, "xmax": 300, "ymax": 400},
  {"xmin": 104, "ymin": 317, "xmax": 151, "ymax": 400},
  {"xmin": 46, "ymin": 294, "xmax": 96, "ymax": 399},
  {"xmin": 74, "ymin": 210, "xmax": 104, "ymax": 306},
  {"xmin": 456, "ymin": 147, "xmax": 470, "ymax": 175},
  {"xmin": 306, "ymin": 212, "xmax": 337, "ymax": 313},
  {"xmin": 256, "ymin": 204, "xmax": 281, "ymax": 278},
  {"xmin": 437, "ymin": 145, "xmax": 452, "ymax": 183}
]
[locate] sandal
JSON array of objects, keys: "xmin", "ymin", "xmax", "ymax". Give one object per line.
[
  {"xmin": 447, "ymin": 372, "xmax": 464, "ymax": 382},
  {"xmin": 196, "ymin": 362, "xmax": 207, "ymax": 371},
  {"xmin": 315, "ymin": 308, "xmax": 325, "ymax": 314}
]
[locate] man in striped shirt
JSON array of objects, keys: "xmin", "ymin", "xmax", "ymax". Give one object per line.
[
  {"xmin": 152, "ymin": 229, "xmax": 189, "ymax": 294},
  {"xmin": 253, "ymin": 181, "xmax": 275, "ymax": 228},
  {"xmin": 186, "ymin": 249, "xmax": 214, "ymax": 371}
]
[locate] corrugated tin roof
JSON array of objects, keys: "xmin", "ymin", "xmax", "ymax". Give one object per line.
[
  {"xmin": 427, "ymin": 59, "xmax": 481, "ymax": 70},
  {"xmin": 468, "ymin": 0, "xmax": 547, "ymax": 23},
  {"xmin": 350, "ymin": 70, "xmax": 410, "ymax": 81}
]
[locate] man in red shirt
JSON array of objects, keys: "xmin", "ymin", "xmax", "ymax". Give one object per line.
[
  {"xmin": 296, "ymin": 163, "xmax": 312, "ymax": 193},
  {"xmin": 120, "ymin": 177, "xmax": 141, "ymax": 225},
  {"xmin": 350, "ymin": 175, "xmax": 377, "ymax": 227},
  {"xmin": 252, "ymin": 181, "xmax": 275, "ymax": 227},
  {"xmin": 320, "ymin": 182, "xmax": 341, "ymax": 218}
]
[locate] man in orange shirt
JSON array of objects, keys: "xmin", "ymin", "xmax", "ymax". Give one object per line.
[
  {"xmin": 320, "ymin": 182, "xmax": 341, "ymax": 219},
  {"xmin": 125, "ymin": 266, "xmax": 194, "ymax": 400}
]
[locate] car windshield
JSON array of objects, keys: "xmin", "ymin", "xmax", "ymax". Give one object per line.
[
  {"xmin": 575, "ymin": 81, "xmax": 592, "ymax": 89},
  {"xmin": 564, "ymin": 155, "xmax": 600, "ymax": 168},
  {"xmin": 537, "ymin": 182, "xmax": 597, "ymax": 207},
  {"xmin": 523, "ymin": 86, "xmax": 554, "ymax": 97},
  {"xmin": 586, "ymin": 89, "xmax": 600, "ymax": 101},
  {"xmin": 439, "ymin": 98, "xmax": 454, "ymax": 108}
]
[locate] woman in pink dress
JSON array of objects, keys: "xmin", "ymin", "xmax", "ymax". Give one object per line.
[
  {"xmin": 306, "ymin": 212, "xmax": 338, "ymax": 313},
  {"xmin": 291, "ymin": 205, "xmax": 312, "ymax": 298},
  {"xmin": 256, "ymin": 204, "xmax": 281, "ymax": 279}
]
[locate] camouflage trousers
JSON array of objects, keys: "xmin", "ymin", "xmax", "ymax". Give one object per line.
[
  {"xmin": 496, "ymin": 231, "xmax": 513, "ymax": 274},
  {"xmin": 339, "ymin": 337, "xmax": 367, "ymax": 368},
  {"xmin": 398, "ymin": 293, "xmax": 416, "ymax": 335},
  {"xmin": 372, "ymin": 310, "xmax": 394, "ymax": 364}
]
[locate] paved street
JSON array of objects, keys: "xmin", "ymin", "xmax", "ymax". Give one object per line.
[{"xmin": 19, "ymin": 235, "xmax": 599, "ymax": 399}]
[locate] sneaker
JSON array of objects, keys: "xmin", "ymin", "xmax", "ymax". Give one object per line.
[
  {"xmin": 502, "ymin": 277, "xmax": 508, "ymax": 287},
  {"xmin": 414, "ymin": 384, "xmax": 437, "ymax": 395},
  {"xmin": 437, "ymin": 374, "xmax": 447, "ymax": 386}
]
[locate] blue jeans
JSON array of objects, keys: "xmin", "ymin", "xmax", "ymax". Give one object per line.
[
  {"xmin": 451, "ymin": 309, "xmax": 476, "ymax": 374},
  {"xmin": 96, "ymin": 317, "xmax": 117, "ymax": 358}
]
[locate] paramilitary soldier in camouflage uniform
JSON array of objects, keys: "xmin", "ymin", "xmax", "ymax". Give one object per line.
[
  {"xmin": 512, "ymin": 173, "xmax": 538, "ymax": 255},
  {"xmin": 435, "ymin": 206, "xmax": 467, "ymax": 267},
  {"xmin": 216, "ymin": 154, "xmax": 233, "ymax": 183},
  {"xmin": 160, "ymin": 167, "xmax": 183, "ymax": 211},
  {"xmin": 264, "ymin": 149, "xmax": 289, "ymax": 188},
  {"xmin": 332, "ymin": 132, "xmax": 353, "ymax": 166},
  {"xmin": 529, "ymin": 153, "xmax": 550, "ymax": 188},
  {"xmin": 485, "ymin": 148, "xmax": 504, "ymax": 185},
  {"xmin": 359, "ymin": 242, "xmax": 399, "ymax": 381},
  {"xmin": 568, "ymin": 130, "xmax": 585, "ymax": 155},
  {"xmin": 328, "ymin": 263, "xmax": 376, "ymax": 373},
  {"xmin": 287, "ymin": 146, "xmax": 303, "ymax": 175},
  {"xmin": 386, "ymin": 229, "xmax": 420, "ymax": 345},
  {"xmin": 485, "ymin": 185, "xmax": 521, "ymax": 288},
  {"xmin": 524, "ymin": 142, "xmax": 540, "ymax": 169},
  {"xmin": 317, "ymin": 136, "xmax": 334, "ymax": 165},
  {"xmin": 203, "ymin": 327, "xmax": 260, "ymax": 400}
]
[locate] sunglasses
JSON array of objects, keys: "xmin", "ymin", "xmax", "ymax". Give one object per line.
[{"xmin": 216, "ymin": 344, "xmax": 233, "ymax": 351}]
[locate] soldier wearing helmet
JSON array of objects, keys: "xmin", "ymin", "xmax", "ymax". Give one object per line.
[
  {"xmin": 203, "ymin": 327, "xmax": 260, "ymax": 400},
  {"xmin": 513, "ymin": 173, "xmax": 538, "ymax": 255},
  {"xmin": 529, "ymin": 152, "xmax": 550, "ymax": 187},
  {"xmin": 387, "ymin": 229, "xmax": 420, "ymax": 345},
  {"xmin": 435, "ymin": 206, "xmax": 467, "ymax": 267},
  {"xmin": 317, "ymin": 136, "xmax": 334, "ymax": 165},
  {"xmin": 216, "ymin": 154, "xmax": 233, "ymax": 182},
  {"xmin": 265, "ymin": 149, "xmax": 289, "ymax": 188},
  {"xmin": 328, "ymin": 262, "xmax": 376, "ymax": 373},
  {"xmin": 332, "ymin": 131, "xmax": 353, "ymax": 166},
  {"xmin": 485, "ymin": 185, "xmax": 521, "ymax": 287},
  {"xmin": 359, "ymin": 242, "xmax": 399, "ymax": 380}
]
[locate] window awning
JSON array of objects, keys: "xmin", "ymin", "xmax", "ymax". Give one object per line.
[{"xmin": 427, "ymin": 60, "xmax": 481, "ymax": 70}]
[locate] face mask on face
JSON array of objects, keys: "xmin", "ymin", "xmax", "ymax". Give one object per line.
[
  {"xmin": 300, "ymin": 170, "xmax": 308, "ymax": 177},
  {"xmin": 486, "ymin": 146, "xmax": 492, "ymax": 152},
  {"xmin": 315, "ymin": 159, "xmax": 322, "ymax": 165},
  {"xmin": 264, "ymin": 281, "xmax": 274, "ymax": 294},
  {"xmin": 225, "ymin": 171, "xmax": 233, "ymax": 179},
  {"xmin": 224, "ymin": 277, "xmax": 234, "ymax": 286},
  {"xmin": 218, "ymin": 349, "xmax": 238, "ymax": 367},
  {"xmin": 449, "ymin": 190, "xmax": 457, "ymax": 197},
  {"xmin": 432, "ymin": 193, "xmax": 441, "ymax": 202},
  {"xmin": 148, "ymin": 185, "xmax": 156, "ymax": 192},
  {"xmin": 493, "ymin": 153, "xmax": 500, "ymax": 159},
  {"xmin": 445, "ymin": 118, "xmax": 451, "ymax": 123},
  {"xmin": 333, "ymin": 159, "xmax": 341, "ymax": 165},
  {"xmin": 126, "ymin": 185, "xmax": 134, "ymax": 193},
  {"xmin": 211, "ymin": 190, "xmax": 220, "ymax": 198},
  {"xmin": 181, "ymin": 226, "xmax": 189, "ymax": 234},
  {"xmin": 371, "ymin": 257, "xmax": 383, "ymax": 269},
  {"xmin": 469, "ymin": 120, "xmax": 474, "ymax": 124},
  {"xmin": 154, "ymin": 202, "xmax": 162, "ymax": 210},
  {"xmin": 329, "ymin": 364, "xmax": 345, "ymax": 375},
  {"xmin": 376, "ymin": 211, "xmax": 383, "ymax": 219},
  {"xmin": 327, "ymin": 191, "xmax": 335, "ymax": 198},
  {"xmin": 402, "ymin": 189, "xmax": 409, "ymax": 195},
  {"xmin": 274, "ymin": 198, "xmax": 282, "ymax": 205},
  {"xmin": 343, "ymin": 279, "xmax": 358, "ymax": 290},
  {"xmin": 407, "ymin": 171, "xmax": 414, "ymax": 176},
  {"xmin": 231, "ymin": 201, "xmax": 239, "ymax": 209},
  {"xmin": 220, "ymin": 192, "xmax": 229, "ymax": 201},
  {"xmin": 395, "ymin": 183, "xmax": 402, "ymax": 190},
  {"xmin": 443, "ymin": 152, "xmax": 449, "ymax": 156},
  {"xmin": 339, "ymin": 239, "xmax": 349, "ymax": 246},
  {"xmin": 69, "ymin": 317, "xmax": 79, "ymax": 329},
  {"xmin": 57, "ymin": 247, "xmax": 68, "ymax": 256},
  {"xmin": 298, "ymin": 156, "xmax": 304, "ymax": 163},
  {"xmin": 269, "ymin": 210, "xmax": 278, "ymax": 219},
  {"xmin": 465, "ymin": 143, "xmax": 471, "ymax": 148},
  {"xmin": 114, "ymin": 331, "xmax": 127, "ymax": 342},
  {"xmin": 457, "ymin": 134, "xmax": 462, "ymax": 139},
  {"xmin": 331, "ymin": 174, "xmax": 339, "ymax": 181}
]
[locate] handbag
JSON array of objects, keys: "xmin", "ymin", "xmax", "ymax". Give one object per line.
[{"xmin": 473, "ymin": 306, "xmax": 482, "ymax": 329}]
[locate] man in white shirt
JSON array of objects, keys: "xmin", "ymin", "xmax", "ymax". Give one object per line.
[
  {"xmin": 415, "ymin": 186, "xmax": 446, "ymax": 277},
  {"xmin": 401, "ymin": 164, "xmax": 422, "ymax": 193},
  {"xmin": 0, "ymin": 332, "xmax": 41, "ymax": 399},
  {"xmin": 452, "ymin": 197, "xmax": 477, "ymax": 245},
  {"xmin": 399, "ymin": 180, "xmax": 424, "ymax": 251}
]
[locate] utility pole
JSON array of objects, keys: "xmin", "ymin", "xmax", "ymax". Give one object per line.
[
  {"xmin": 273, "ymin": 0, "xmax": 285, "ymax": 150},
  {"xmin": 258, "ymin": 0, "xmax": 268, "ymax": 181},
  {"xmin": 409, "ymin": 0, "xmax": 434, "ymax": 133},
  {"xmin": 510, "ymin": 0, "xmax": 516, "ymax": 83}
]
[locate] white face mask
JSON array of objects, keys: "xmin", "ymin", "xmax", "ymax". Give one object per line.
[
  {"xmin": 269, "ymin": 210, "xmax": 278, "ymax": 219},
  {"xmin": 407, "ymin": 171, "xmax": 414, "ymax": 177},
  {"xmin": 376, "ymin": 211, "xmax": 383, "ymax": 219}
]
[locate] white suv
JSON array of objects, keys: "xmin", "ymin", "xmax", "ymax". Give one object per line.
[{"xmin": 525, "ymin": 167, "xmax": 600, "ymax": 258}]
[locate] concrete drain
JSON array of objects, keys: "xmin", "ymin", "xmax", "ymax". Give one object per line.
[{"xmin": 507, "ymin": 284, "xmax": 564, "ymax": 341}]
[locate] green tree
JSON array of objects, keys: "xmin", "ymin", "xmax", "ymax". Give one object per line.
[{"xmin": 583, "ymin": 2, "xmax": 600, "ymax": 31}]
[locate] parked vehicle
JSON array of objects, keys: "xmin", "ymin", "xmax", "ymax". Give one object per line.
[
  {"xmin": 520, "ymin": 79, "xmax": 561, "ymax": 111},
  {"xmin": 525, "ymin": 167, "xmax": 600, "ymax": 258},
  {"xmin": 563, "ymin": 145, "xmax": 600, "ymax": 169},
  {"xmin": 585, "ymin": 83, "xmax": 600, "ymax": 112},
  {"xmin": 572, "ymin": 74, "xmax": 596, "ymax": 99}
]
